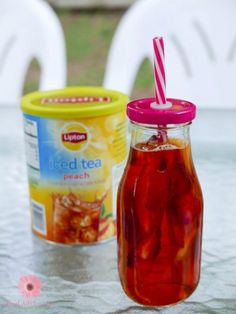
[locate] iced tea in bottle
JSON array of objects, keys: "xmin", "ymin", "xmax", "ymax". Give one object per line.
[
  {"xmin": 117, "ymin": 37, "xmax": 203, "ymax": 306},
  {"xmin": 117, "ymin": 97, "xmax": 203, "ymax": 306}
]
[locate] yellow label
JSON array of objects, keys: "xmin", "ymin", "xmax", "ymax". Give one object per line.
[{"xmin": 24, "ymin": 110, "xmax": 127, "ymax": 245}]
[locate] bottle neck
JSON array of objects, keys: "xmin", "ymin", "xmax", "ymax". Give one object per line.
[{"xmin": 130, "ymin": 121, "xmax": 191, "ymax": 149}]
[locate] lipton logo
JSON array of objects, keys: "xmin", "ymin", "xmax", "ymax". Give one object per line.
[
  {"xmin": 61, "ymin": 123, "xmax": 89, "ymax": 151},
  {"xmin": 62, "ymin": 132, "xmax": 87, "ymax": 144}
]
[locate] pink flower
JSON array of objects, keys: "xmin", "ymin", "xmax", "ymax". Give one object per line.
[{"xmin": 18, "ymin": 275, "xmax": 41, "ymax": 298}]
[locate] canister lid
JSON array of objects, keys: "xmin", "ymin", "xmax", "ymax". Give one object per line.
[
  {"xmin": 21, "ymin": 87, "xmax": 128, "ymax": 118},
  {"xmin": 127, "ymin": 98, "xmax": 196, "ymax": 125}
]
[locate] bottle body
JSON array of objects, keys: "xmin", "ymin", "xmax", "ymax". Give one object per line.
[{"xmin": 117, "ymin": 122, "xmax": 203, "ymax": 306}]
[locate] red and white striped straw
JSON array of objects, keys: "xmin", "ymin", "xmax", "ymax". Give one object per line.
[{"xmin": 153, "ymin": 37, "xmax": 166, "ymax": 105}]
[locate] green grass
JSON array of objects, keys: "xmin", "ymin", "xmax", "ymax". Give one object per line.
[
  {"xmin": 133, "ymin": 58, "xmax": 154, "ymax": 98},
  {"xmin": 62, "ymin": 12, "xmax": 115, "ymax": 60},
  {"xmin": 24, "ymin": 10, "xmax": 153, "ymax": 99}
]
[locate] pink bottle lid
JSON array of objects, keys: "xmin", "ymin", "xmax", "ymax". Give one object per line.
[{"xmin": 127, "ymin": 98, "xmax": 196, "ymax": 125}]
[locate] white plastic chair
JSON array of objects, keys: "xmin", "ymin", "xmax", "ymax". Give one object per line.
[
  {"xmin": 0, "ymin": 0, "xmax": 67, "ymax": 104},
  {"xmin": 103, "ymin": 0, "xmax": 236, "ymax": 108}
]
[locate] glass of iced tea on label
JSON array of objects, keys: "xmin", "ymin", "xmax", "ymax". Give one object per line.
[
  {"xmin": 53, "ymin": 192, "xmax": 106, "ymax": 244},
  {"xmin": 117, "ymin": 97, "xmax": 203, "ymax": 306}
]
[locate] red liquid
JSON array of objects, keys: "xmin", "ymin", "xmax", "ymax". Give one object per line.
[{"xmin": 117, "ymin": 141, "xmax": 203, "ymax": 306}]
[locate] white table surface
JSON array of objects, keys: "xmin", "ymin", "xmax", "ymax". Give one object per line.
[{"xmin": 0, "ymin": 106, "xmax": 236, "ymax": 314}]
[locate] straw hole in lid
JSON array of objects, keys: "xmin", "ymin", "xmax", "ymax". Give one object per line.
[{"xmin": 150, "ymin": 101, "xmax": 173, "ymax": 109}]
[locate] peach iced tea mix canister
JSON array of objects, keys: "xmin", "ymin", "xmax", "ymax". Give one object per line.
[{"xmin": 21, "ymin": 87, "xmax": 128, "ymax": 245}]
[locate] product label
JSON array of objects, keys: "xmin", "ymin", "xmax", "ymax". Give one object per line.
[
  {"xmin": 24, "ymin": 112, "xmax": 127, "ymax": 244},
  {"xmin": 24, "ymin": 119, "xmax": 40, "ymax": 172}
]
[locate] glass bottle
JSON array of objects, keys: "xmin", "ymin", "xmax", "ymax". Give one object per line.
[{"xmin": 117, "ymin": 98, "xmax": 203, "ymax": 306}]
